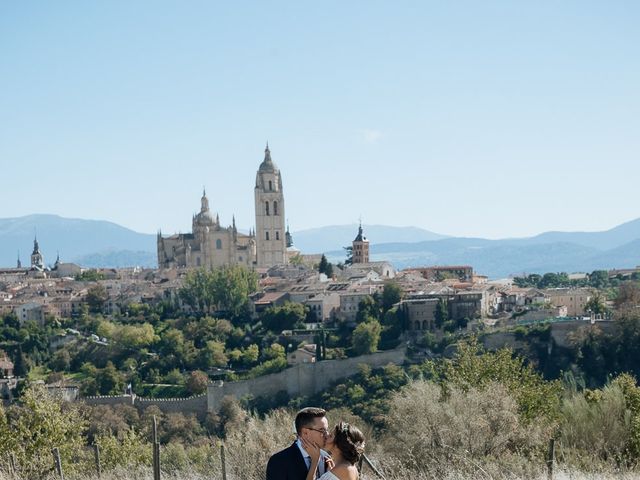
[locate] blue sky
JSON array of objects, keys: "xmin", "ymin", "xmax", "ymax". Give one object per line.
[{"xmin": 1, "ymin": 1, "xmax": 638, "ymax": 239}]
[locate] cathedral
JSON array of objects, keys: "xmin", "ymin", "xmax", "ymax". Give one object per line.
[{"xmin": 157, "ymin": 145, "xmax": 288, "ymax": 269}]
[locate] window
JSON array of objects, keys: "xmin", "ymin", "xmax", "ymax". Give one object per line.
[
  {"xmin": 274, "ymin": 201, "xmax": 279, "ymax": 215},
  {"xmin": 276, "ymin": 231, "xmax": 280, "ymax": 240},
  {"xmin": 266, "ymin": 231, "xmax": 270, "ymax": 241},
  {"xmin": 239, "ymin": 256, "xmax": 243, "ymax": 262},
  {"xmin": 268, "ymin": 180, "xmax": 273, "ymax": 191},
  {"xmin": 216, "ymin": 239, "xmax": 222, "ymax": 249},
  {"xmin": 196, "ymin": 257, "xmax": 201, "ymax": 267},
  {"xmin": 265, "ymin": 201, "xmax": 270, "ymax": 215}
]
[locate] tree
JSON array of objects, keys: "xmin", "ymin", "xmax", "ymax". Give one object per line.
[
  {"xmin": 76, "ymin": 269, "xmax": 105, "ymax": 281},
  {"xmin": 382, "ymin": 281, "xmax": 403, "ymax": 311},
  {"xmin": 318, "ymin": 254, "xmax": 334, "ymax": 278},
  {"xmin": 290, "ymin": 253, "xmax": 304, "ymax": 266},
  {"xmin": 198, "ymin": 340, "xmax": 228, "ymax": 369},
  {"xmin": 356, "ymin": 296, "xmax": 381, "ymax": 323},
  {"xmin": 86, "ymin": 284, "xmax": 109, "ymax": 314},
  {"xmin": 242, "ymin": 344, "xmax": 260, "ymax": 365},
  {"xmin": 96, "ymin": 362, "xmax": 125, "ymax": 395},
  {"xmin": 179, "ymin": 265, "xmax": 258, "ymax": 318},
  {"xmin": 585, "ymin": 293, "xmax": 607, "ymax": 316},
  {"xmin": 352, "ymin": 319, "xmax": 382, "ymax": 355},
  {"xmin": 344, "ymin": 246, "xmax": 353, "ymax": 266},
  {"xmin": 589, "ymin": 270, "xmax": 610, "ymax": 289},
  {"xmin": 50, "ymin": 349, "xmax": 71, "ymax": 372},
  {"xmin": 434, "ymin": 339, "xmax": 562, "ymax": 422},
  {"xmin": 616, "ymin": 281, "xmax": 640, "ymax": 309},
  {"xmin": 185, "ymin": 370, "xmax": 209, "ymax": 395},
  {"xmin": 13, "ymin": 346, "xmax": 28, "ymax": 377},
  {"xmin": 0, "ymin": 385, "xmax": 86, "ymax": 478},
  {"xmin": 261, "ymin": 302, "xmax": 308, "ymax": 332},
  {"xmin": 434, "ymin": 299, "xmax": 448, "ymax": 329},
  {"xmin": 319, "ymin": 254, "xmax": 328, "ymax": 273}
]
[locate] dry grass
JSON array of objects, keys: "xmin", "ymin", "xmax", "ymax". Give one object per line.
[
  {"xmin": 3, "ymin": 382, "xmax": 640, "ymax": 479},
  {"xmin": 4, "ymin": 467, "xmax": 640, "ymax": 480}
]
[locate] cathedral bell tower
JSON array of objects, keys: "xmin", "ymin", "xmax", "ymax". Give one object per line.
[{"xmin": 254, "ymin": 143, "xmax": 286, "ymax": 267}]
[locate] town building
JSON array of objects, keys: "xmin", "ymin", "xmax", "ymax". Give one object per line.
[
  {"xmin": 405, "ymin": 265, "xmax": 474, "ymax": 283},
  {"xmin": 0, "ymin": 351, "xmax": 14, "ymax": 378},
  {"xmin": 544, "ymin": 288, "xmax": 592, "ymax": 317}
]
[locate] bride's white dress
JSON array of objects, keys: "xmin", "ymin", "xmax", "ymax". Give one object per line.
[{"xmin": 318, "ymin": 472, "xmax": 339, "ymax": 480}]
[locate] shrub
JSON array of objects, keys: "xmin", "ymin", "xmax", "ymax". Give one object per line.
[{"xmin": 380, "ymin": 380, "xmax": 549, "ymax": 475}]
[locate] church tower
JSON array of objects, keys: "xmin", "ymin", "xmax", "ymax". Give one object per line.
[
  {"xmin": 352, "ymin": 222, "xmax": 370, "ymax": 264},
  {"xmin": 31, "ymin": 236, "xmax": 44, "ymax": 270},
  {"xmin": 255, "ymin": 144, "xmax": 286, "ymax": 267}
]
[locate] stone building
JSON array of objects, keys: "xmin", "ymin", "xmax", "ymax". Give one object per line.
[
  {"xmin": 544, "ymin": 288, "xmax": 592, "ymax": 317},
  {"xmin": 157, "ymin": 145, "xmax": 288, "ymax": 269}
]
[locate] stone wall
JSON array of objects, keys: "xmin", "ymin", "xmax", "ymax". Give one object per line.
[
  {"xmin": 83, "ymin": 393, "xmax": 207, "ymax": 416},
  {"xmin": 207, "ymin": 347, "xmax": 406, "ymax": 412},
  {"xmin": 480, "ymin": 319, "xmax": 616, "ymax": 351}
]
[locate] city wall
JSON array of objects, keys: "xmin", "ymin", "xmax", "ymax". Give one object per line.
[
  {"xmin": 81, "ymin": 348, "xmax": 406, "ymax": 415},
  {"xmin": 207, "ymin": 347, "xmax": 407, "ymax": 412},
  {"xmin": 83, "ymin": 393, "xmax": 207, "ymax": 416}
]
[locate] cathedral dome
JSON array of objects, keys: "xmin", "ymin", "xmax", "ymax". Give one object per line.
[
  {"xmin": 195, "ymin": 210, "xmax": 215, "ymax": 225},
  {"xmin": 195, "ymin": 190, "xmax": 215, "ymax": 225}
]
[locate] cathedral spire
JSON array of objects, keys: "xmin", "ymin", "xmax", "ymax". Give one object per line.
[
  {"xmin": 264, "ymin": 142, "xmax": 272, "ymax": 163},
  {"xmin": 17, "ymin": 251, "xmax": 21, "ymax": 269}
]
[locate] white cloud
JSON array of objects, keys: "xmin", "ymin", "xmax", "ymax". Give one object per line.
[{"xmin": 358, "ymin": 129, "xmax": 383, "ymax": 144}]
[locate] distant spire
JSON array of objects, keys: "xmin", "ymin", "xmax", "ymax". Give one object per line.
[
  {"xmin": 32, "ymin": 234, "xmax": 40, "ymax": 255},
  {"xmin": 286, "ymin": 220, "xmax": 293, "ymax": 248},
  {"xmin": 216, "ymin": 213, "xmax": 220, "ymax": 225},
  {"xmin": 17, "ymin": 251, "xmax": 21, "ymax": 269},
  {"xmin": 232, "ymin": 215, "xmax": 236, "ymax": 230}
]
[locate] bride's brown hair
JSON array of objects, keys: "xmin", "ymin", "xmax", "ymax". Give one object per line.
[{"xmin": 332, "ymin": 421, "xmax": 365, "ymax": 464}]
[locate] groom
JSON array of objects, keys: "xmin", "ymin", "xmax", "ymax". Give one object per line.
[{"xmin": 266, "ymin": 407, "xmax": 330, "ymax": 480}]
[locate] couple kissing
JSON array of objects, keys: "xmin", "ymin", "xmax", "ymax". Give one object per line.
[{"xmin": 266, "ymin": 407, "xmax": 366, "ymax": 480}]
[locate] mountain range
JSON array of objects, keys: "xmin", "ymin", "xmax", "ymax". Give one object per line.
[{"xmin": 1, "ymin": 214, "xmax": 640, "ymax": 278}]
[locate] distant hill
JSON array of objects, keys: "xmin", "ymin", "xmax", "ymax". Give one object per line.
[
  {"xmin": 0, "ymin": 214, "xmax": 156, "ymax": 268},
  {"xmin": 496, "ymin": 217, "xmax": 640, "ymax": 251},
  {"xmin": 292, "ymin": 224, "xmax": 448, "ymax": 253},
  {"xmin": 326, "ymin": 235, "xmax": 640, "ymax": 278},
  {"xmin": 2, "ymin": 214, "xmax": 640, "ymax": 276}
]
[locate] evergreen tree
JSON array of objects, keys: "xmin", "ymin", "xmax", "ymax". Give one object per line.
[
  {"xmin": 435, "ymin": 299, "xmax": 448, "ymax": 329},
  {"xmin": 13, "ymin": 346, "xmax": 28, "ymax": 377},
  {"xmin": 343, "ymin": 246, "xmax": 353, "ymax": 266},
  {"xmin": 318, "ymin": 254, "xmax": 333, "ymax": 277}
]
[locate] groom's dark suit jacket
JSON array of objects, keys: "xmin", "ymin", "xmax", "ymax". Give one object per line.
[{"xmin": 266, "ymin": 442, "xmax": 309, "ymax": 480}]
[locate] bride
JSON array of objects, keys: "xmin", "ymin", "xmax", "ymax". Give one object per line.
[{"xmin": 303, "ymin": 421, "xmax": 366, "ymax": 480}]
